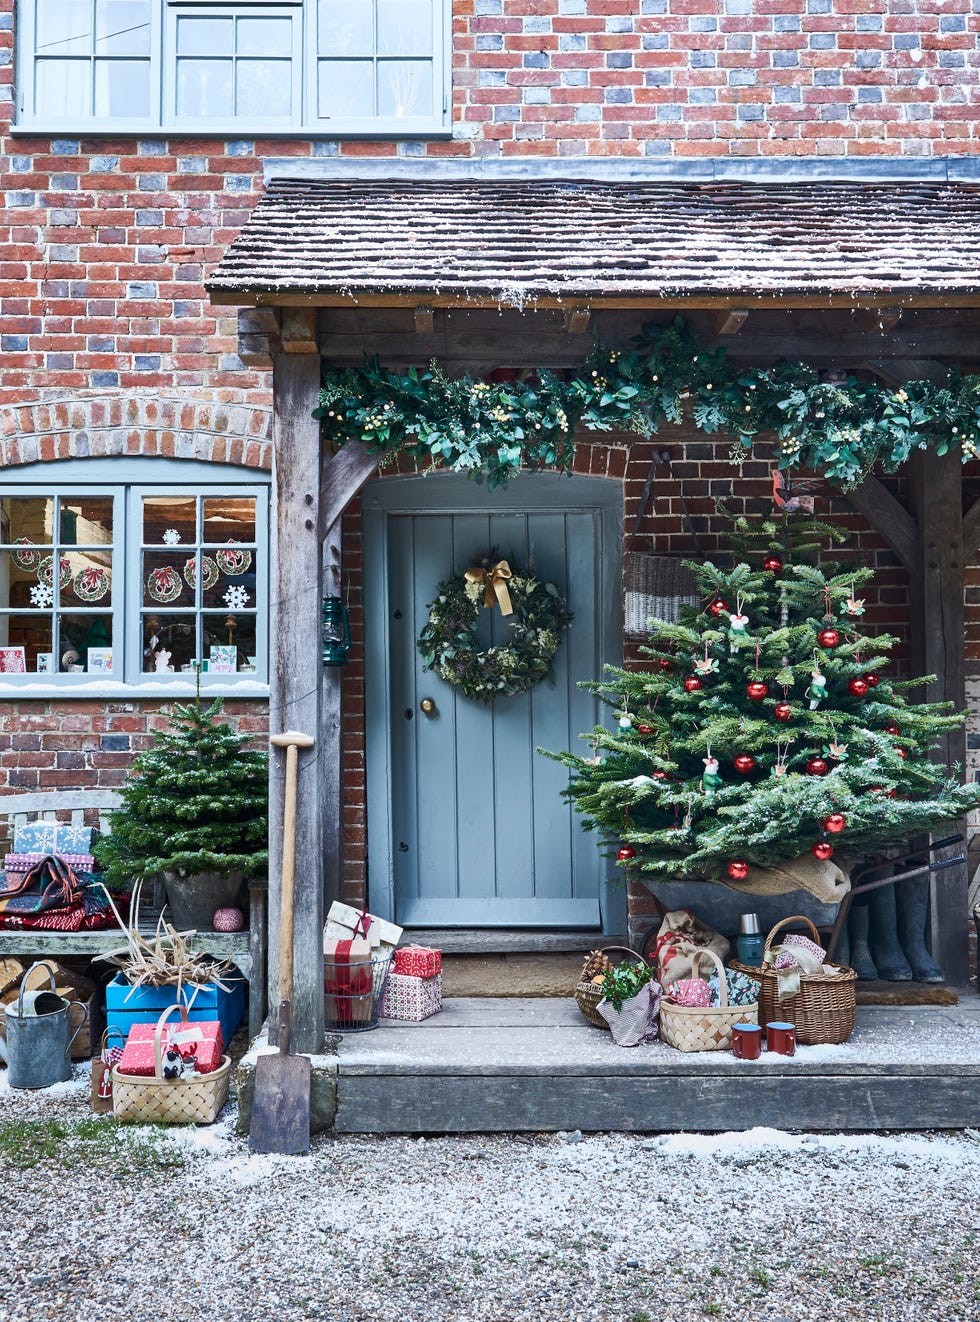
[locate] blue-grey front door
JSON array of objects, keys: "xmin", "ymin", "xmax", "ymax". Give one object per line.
[{"xmin": 364, "ymin": 474, "xmax": 622, "ymax": 930}]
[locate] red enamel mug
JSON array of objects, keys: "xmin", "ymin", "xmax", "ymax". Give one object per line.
[
  {"xmin": 732, "ymin": 1023, "xmax": 762, "ymax": 1060},
  {"xmin": 766, "ymin": 1021, "xmax": 797, "ymax": 1056}
]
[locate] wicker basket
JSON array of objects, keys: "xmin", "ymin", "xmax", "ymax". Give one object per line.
[
  {"xmin": 736, "ymin": 915, "xmax": 857, "ymax": 1046},
  {"xmin": 624, "ymin": 555, "xmax": 700, "ymax": 637},
  {"xmin": 574, "ymin": 945, "xmax": 648, "ymax": 1029},
  {"xmin": 660, "ymin": 948, "xmax": 757, "ymax": 1053},
  {"xmin": 111, "ymin": 1004, "xmax": 231, "ymax": 1125}
]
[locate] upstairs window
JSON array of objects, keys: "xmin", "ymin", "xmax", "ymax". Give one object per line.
[{"xmin": 15, "ymin": 0, "xmax": 450, "ymax": 134}]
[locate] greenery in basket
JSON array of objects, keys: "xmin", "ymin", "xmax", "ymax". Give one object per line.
[
  {"xmin": 96, "ymin": 696, "xmax": 268, "ymax": 889},
  {"xmin": 600, "ymin": 960, "xmax": 652, "ymax": 1013}
]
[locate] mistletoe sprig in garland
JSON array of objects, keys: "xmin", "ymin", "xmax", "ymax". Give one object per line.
[
  {"xmin": 417, "ymin": 564, "xmax": 573, "ymax": 702},
  {"xmin": 314, "ymin": 317, "xmax": 980, "ymax": 489}
]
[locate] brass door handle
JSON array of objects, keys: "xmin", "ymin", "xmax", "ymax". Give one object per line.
[{"xmin": 420, "ymin": 698, "xmax": 436, "ymax": 715}]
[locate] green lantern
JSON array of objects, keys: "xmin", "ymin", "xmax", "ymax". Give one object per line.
[{"xmin": 321, "ymin": 596, "xmax": 352, "ymax": 667}]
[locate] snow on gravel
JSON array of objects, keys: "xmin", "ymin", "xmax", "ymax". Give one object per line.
[{"xmin": 2, "ymin": 1067, "xmax": 979, "ymax": 1322}]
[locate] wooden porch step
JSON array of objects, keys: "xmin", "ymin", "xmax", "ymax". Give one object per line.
[{"xmin": 333, "ymin": 995, "xmax": 980, "ymax": 1134}]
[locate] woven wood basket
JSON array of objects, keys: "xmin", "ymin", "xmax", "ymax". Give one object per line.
[
  {"xmin": 735, "ymin": 915, "xmax": 857, "ymax": 1046},
  {"xmin": 660, "ymin": 948, "xmax": 757, "ymax": 1053},
  {"xmin": 574, "ymin": 945, "xmax": 648, "ymax": 1029},
  {"xmin": 112, "ymin": 1004, "xmax": 231, "ymax": 1125},
  {"xmin": 624, "ymin": 555, "xmax": 700, "ymax": 637}
]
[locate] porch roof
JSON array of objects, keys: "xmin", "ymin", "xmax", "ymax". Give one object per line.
[{"xmin": 206, "ymin": 178, "xmax": 980, "ymax": 309}]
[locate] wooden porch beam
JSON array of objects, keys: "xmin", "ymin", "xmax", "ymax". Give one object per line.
[
  {"xmin": 562, "ymin": 307, "xmax": 591, "ymax": 334},
  {"xmin": 852, "ymin": 307, "xmax": 903, "ymax": 333},
  {"xmin": 319, "ymin": 440, "xmax": 381, "ymax": 539},
  {"xmin": 281, "ymin": 307, "xmax": 319, "ymax": 354},
  {"xmin": 836, "ymin": 477, "xmax": 917, "ymax": 576},
  {"xmin": 270, "ymin": 352, "xmax": 326, "ymax": 1053},
  {"xmin": 714, "ymin": 309, "xmax": 749, "ymax": 336},
  {"xmin": 414, "ymin": 305, "xmax": 435, "ymax": 334}
]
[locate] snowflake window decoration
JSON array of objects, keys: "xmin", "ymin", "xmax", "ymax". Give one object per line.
[
  {"xmin": 162, "ymin": 529, "xmax": 181, "ymax": 546},
  {"xmin": 223, "ymin": 585, "xmax": 250, "ymax": 610},
  {"xmin": 29, "ymin": 582, "xmax": 54, "ymax": 609}
]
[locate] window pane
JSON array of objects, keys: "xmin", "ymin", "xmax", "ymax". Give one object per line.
[
  {"xmin": 204, "ymin": 613, "xmax": 255, "ymax": 672},
  {"xmin": 203, "ymin": 496, "xmax": 256, "ymax": 544},
  {"xmin": 236, "ymin": 60, "xmax": 292, "ymax": 118},
  {"xmin": 205, "ymin": 562, "xmax": 256, "ymax": 610},
  {"xmin": 377, "ymin": 0, "xmax": 432, "ymax": 56},
  {"xmin": 238, "ymin": 16, "xmax": 292, "ymax": 57},
  {"xmin": 65, "ymin": 551, "xmax": 113, "ymax": 607},
  {"xmin": 60, "ymin": 497, "xmax": 113, "ymax": 546},
  {"xmin": 35, "ymin": 60, "xmax": 90, "ymax": 118},
  {"xmin": 143, "ymin": 552, "xmax": 193, "ymax": 608},
  {"xmin": 177, "ymin": 58, "xmax": 234, "ymax": 117},
  {"xmin": 0, "ymin": 616, "xmax": 48, "ymax": 672},
  {"xmin": 37, "ymin": 0, "xmax": 93, "ymax": 56},
  {"xmin": 318, "ymin": 0, "xmax": 374, "ymax": 56},
  {"xmin": 95, "ymin": 59, "xmax": 151, "ymax": 117},
  {"xmin": 1, "ymin": 497, "xmax": 54, "ymax": 547},
  {"xmin": 143, "ymin": 496, "xmax": 196, "ymax": 546},
  {"xmin": 176, "ymin": 16, "xmax": 233, "ymax": 55},
  {"xmin": 60, "ymin": 613, "xmax": 113, "ymax": 667},
  {"xmin": 318, "ymin": 59, "xmax": 374, "ymax": 118},
  {"xmin": 143, "ymin": 612, "xmax": 197, "ymax": 673},
  {"xmin": 95, "ymin": 0, "xmax": 151, "ymax": 55},
  {"xmin": 0, "ymin": 551, "xmax": 44, "ymax": 614},
  {"xmin": 377, "ymin": 59, "xmax": 432, "ymax": 117}
]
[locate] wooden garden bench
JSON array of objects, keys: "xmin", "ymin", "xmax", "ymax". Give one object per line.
[{"xmin": 0, "ymin": 789, "xmax": 267, "ymax": 1038}]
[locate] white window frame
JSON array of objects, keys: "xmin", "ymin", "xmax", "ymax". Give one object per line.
[
  {"xmin": 0, "ymin": 460, "xmax": 270, "ymax": 698},
  {"xmin": 13, "ymin": 0, "xmax": 452, "ymax": 136}
]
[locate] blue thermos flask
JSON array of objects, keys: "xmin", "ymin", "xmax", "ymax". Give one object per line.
[{"xmin": 737, "ymin": 912, "xmax": 764, "ymax": 967}]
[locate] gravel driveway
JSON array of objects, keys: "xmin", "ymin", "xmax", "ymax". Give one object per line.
[{"xmin": 2, "ymin": 1067, "xmax": 978, "ymax": 1322}]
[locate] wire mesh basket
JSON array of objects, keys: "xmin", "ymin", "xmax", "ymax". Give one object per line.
[{"xmin": 324, "ymin": 954, "xmax": 393, "ymax": 1034}]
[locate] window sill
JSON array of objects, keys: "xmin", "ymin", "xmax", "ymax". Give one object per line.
[
  {"xmin": 0, "ymin": 678, "xmax": 270, "ymax": 701},
  {"xmin": 9, "ymin": 125, "xmax": 454, "ymax": 140}
]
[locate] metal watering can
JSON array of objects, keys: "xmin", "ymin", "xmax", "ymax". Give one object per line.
[{"xmin": 3, "ymin": 962, "xmax": 88, "ymax": 1089}]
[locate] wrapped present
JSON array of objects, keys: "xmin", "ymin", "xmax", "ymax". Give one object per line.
[
  {"xmin": 117, "ymin": 1019, "xmax": 223, "ymax": 1077},
  {"xmin": 13, "ymin": 822, "xmax": 98, "ymax": 855},
  {"xmin": 381, "ymin": 972, "xmax": 442, "ymax": 1022},
  {"xmin": 324, "ymin": 902, "xmax": 403, "ymax": 957},
  {"xmin": 393, "ymin": 944, "xmax": 442, "ymax": 979},
  {"xmin": 324, "ymin": 937, "xmax": 374, "ymax": 1028},
  {"xmin": 3, "ymin": 852, "xmax": 95, "ymax": 874}
]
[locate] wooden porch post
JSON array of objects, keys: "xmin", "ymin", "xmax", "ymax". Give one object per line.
[
  {"xmin": 270, "ymin": 347, "xmax": 325, "ymax": 1053},
  {"xmin": 909, "ymin": 448, "xmax": 970, "ymax": 984}
]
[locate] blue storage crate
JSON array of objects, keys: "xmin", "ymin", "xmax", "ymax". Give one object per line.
[{"xmin": 105, "ymin": 970, "xmax": 245, "ymax": 1047}]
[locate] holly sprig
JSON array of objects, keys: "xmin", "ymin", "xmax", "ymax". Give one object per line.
[{"xmin": 600, "ymin": 959, "xmax": 653, "ymax": 1012}]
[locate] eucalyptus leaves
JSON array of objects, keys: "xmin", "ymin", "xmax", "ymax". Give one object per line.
[
  {"xmin": 417, "ymin": 562, "xmax": 573, "ymax": 703},
  {"xmin": 314, "ymin": 317, "xmax": 980, "ymax": 489}
]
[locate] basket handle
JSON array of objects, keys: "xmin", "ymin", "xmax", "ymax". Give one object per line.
[
  {"xmin": 583, "ymin": 945, "xmax": 648, "ymax": 975},
  {"xmin": 152, "ymin": 1003, "xmax": 191, "ymax": 1080},
  {"xmin": 763, "ymin": 914, "xmax": 822, "ymax": 957},
  {"xmin": 689, "ymin": 947, "xmax": 728, "ymax": 1007}
]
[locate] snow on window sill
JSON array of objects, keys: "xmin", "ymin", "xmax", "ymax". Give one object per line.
[{"xmin": 0, "ymin": 679, "xmax": 270, "ymax": 700}]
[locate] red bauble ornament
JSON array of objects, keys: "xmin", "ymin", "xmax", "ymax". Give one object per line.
[
  {"xmin": 657, "ymin": 658, "xmax": 674, "ymax": 671},
  {"xmin": 636, "ymin": 724, "xmax": 654, "ymax": 735},
  {"xmin": 746, "ymin": 680, "xmax": 769, "ymax": 701},
  {"xmin": 823, "ymin": 813, "xmax": 847, "ymax": 834},
  {"xmin": 896, "ymin": 747, "xmax": 908, "ymax": 760},
  {"xmin": 818, "ymin": 628, "xmax": 840, "ymax": 649},
  {"xmin": 733, "ymin": 754, "xmax": 756, "ymax": 774},
  {"xmin": 773, "ymin": 702, "xmax": 793, "ymax": 723},
  {"xmin": 870, "ymin": 785, "xmax": 898, "ymax": 799},
  {"xmin": 727, "ymin": 859, "xmax": 750, "ymax": 881},
  {"xmin": 884, "ymin": 724, "xmax": 900, "ymax": 737},
  {"xmin": 617, "ymin": 846, "xmax": 637, "ymax": 862},
  {"xmin": 683, "ymin": 676, "xmax": 703, "ymax": 693},
  {"xmin": 651, "ymin": 769, "xmax": 669, "ymax": 779},
  {"xmin": 213, "ymin": 906, "xmax": 244, "ymax": 932},
  {"xmin": 707, "ymin": 599, "xmax": 729, "ymax": 617},
  {"xmin": 805, "ymin": 757, "xmax": 829, "ymax": 776},
  {"xmin": 811, "ymin": 840, "xmax": 834, "ymax": 861},
  {"xmin": 762, "ymin": 555, "xmax": 783, "ymax": 574},
  {"xmin": 865, "ymin": 672, "xmax": 880, "ymax": 688},
  {"xmin": 848, "ymin": 677, "xmax": 870, "ymax": 698}
]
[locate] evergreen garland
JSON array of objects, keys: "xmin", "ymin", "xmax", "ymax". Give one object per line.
[
  {"xmin": 543, "ymin": 514, "xmax": 980, "ymax": 882},
  {"xmin": 314, "ymin": 317, "xmax": 980, "ymax": 489},
  {"xmin": 97, "ymin": 697, "xmax": 268, "ymax": 888}
]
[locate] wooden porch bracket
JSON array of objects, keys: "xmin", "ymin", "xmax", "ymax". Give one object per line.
[
  {"xmin": 281, "ymin": 307, "xmax": 319, "ymax": 354},
  {"xmin": 714, "ymin": 309, "xmax": 749, "ymax": 336},
  {"xmin": 863, "ymin": 357, "xmax": 951, "ymax": 387},
  {"xmin": 319, "ymin": 439, "xmax": 381, "ymax": 539},
  {"xmin": 962, "ymin": 496, "xmax": 980, "ymax": 554},
  {"xmin": 414, "ymin": 306, "xmax": 435, "ymax": 334},
  {"xmin": 562, "ymin": 307, "xmax": 591, "ymax": 334},
  {"xmin": 836, "ymin": 477, "xmax": 917, "ymax": 576},
  {"xmin": 270, "ymin": 352, "xmax": 326, "ymax": 1053}
]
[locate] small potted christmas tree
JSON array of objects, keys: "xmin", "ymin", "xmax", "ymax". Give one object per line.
[{"xmin": 99, "ymin": 696, "xmax": 268, "ymax": 930}]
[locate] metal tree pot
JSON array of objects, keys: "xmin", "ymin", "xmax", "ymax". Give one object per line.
[
  {"xmin": 4, "ymin": 962, "xmax": 89, "ymax": 1090},
  {"xmin": 162, "ymin": 870, "xmax": 244, "ymax": 931}
]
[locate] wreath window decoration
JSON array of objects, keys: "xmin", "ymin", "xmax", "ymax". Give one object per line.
[{"xmin": 417, "ymin": 558, "xmax": 573, "ymax": 702}]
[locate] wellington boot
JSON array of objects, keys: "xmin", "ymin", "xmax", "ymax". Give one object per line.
[
  {"xmin": 847, "ymin": 904, "xmax": 879, "ymax": 981},
  {"xmin": 868, "ymin": 885, "xmax": 913, "ymax": 981},
  {"xmin": 896, "ymin": 874, "xmax": 944, "ymax": 983}
]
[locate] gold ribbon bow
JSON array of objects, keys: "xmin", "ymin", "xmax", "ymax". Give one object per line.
[{"xmin": 465, "ymin": 560, "xmax": 513, "ymax": 616}]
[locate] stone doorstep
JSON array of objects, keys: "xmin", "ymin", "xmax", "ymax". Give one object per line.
[{"xmin": 235, "ymin": 1026, "xmax": 340, "ymax": 1137}]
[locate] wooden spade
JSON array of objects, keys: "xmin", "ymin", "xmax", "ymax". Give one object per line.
[{"xmin": 249, "ymin": 730, "xmax": 314, "ymax": 1155}]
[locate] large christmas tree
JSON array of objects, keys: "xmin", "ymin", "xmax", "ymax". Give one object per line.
[{"xmin": 550, "ymin": 513, "xmax": 980, "ymax": 883}]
